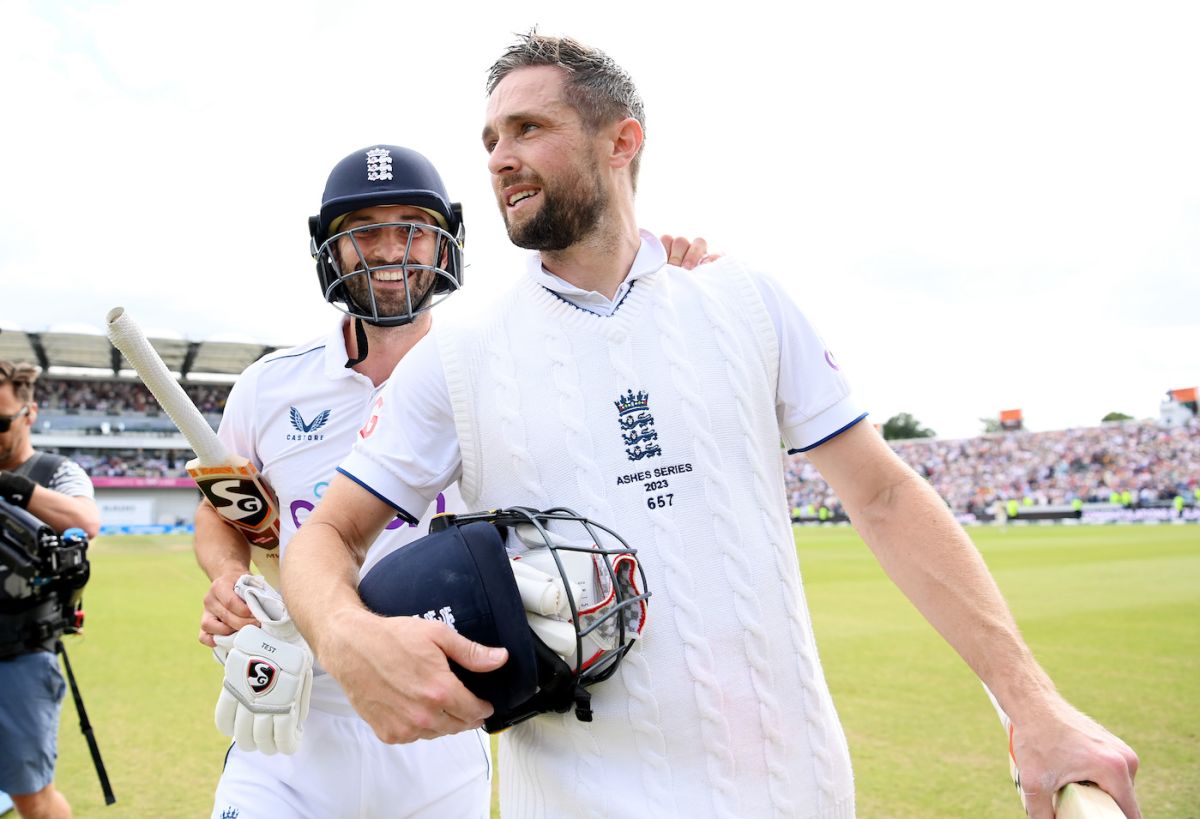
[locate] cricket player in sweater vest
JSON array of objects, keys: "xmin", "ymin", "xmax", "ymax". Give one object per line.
[
  {"xmin": 194, "ymin": 144, "xmax": 713, "ymax": 819},
  {"xmin": 282, "ymin": 33, "xmax": 1142, "ymax": 819}
]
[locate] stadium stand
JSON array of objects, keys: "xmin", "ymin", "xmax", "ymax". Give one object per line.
[
  {"xmin": 3, "ymin": 324, "xmax": 265, "ymax": 532},
  {"xmin": 6, "ymin": 325, "xmax": 1197, "ymax": 530},
  {"xmin": 786, "ymin": 419, "xmax": 1200, "ymax": 524}
]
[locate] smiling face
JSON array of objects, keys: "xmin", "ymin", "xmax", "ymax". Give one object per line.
[
  {"xmin": 482, "ymin": 65, "xmax": 610, "ymax": 251},
  {"xmin": 331, "ymin": 204, "xmax": 442, "ymax": 319}
]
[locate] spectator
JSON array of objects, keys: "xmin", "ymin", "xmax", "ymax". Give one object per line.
[
  {"xmin": 36, "ymin": 376, "xmax": 230, "ymax": 416},
  {"xmin": 0, "ymin": 361, "xmax": 100, "ymax": 819},
  {"xmin": 786, "ymin": 418, "xmax": 1200, "ymax": 519}
]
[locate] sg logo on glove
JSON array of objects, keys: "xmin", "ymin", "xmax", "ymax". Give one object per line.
[
  {"xmin": 246, "ymin": 659, "xmax": 279, "ymax": 695},
  {"xmin": 213, "ymin": 575, "xmax": 314, "ymax": 756}
]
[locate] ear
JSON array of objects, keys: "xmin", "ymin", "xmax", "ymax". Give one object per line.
[{"xmin": 606, "ymin": 117, "xmax": 644, "ymax": 172}]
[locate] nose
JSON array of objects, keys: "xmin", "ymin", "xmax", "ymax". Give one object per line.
[
  {"xmin": 371, "ymin": 226, "xmax": 412, "ymax": 262},
  {"xmin": 487, "ymin": 137, "xmax": 519, "ymax": 177}
]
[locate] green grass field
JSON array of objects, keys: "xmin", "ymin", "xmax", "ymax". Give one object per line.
[{"xmin": 50, "ymin": 524, "xmax": 1198, "ymax": 818}]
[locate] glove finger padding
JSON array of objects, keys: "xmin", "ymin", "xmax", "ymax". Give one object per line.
[
  {"xmin": 510, "ymin": 558, "xmax": 568, "ymax": 617},
  {"xmin": 272, "ymin": 710, "xmax": 303, "ymax": 755},
  {"xmin": 213, "ymin": 576, "xmax": 313, "ymax": 755},
  {"xmin": 252, "ymin": 707, "xmax": 276, "ymax": 752}
]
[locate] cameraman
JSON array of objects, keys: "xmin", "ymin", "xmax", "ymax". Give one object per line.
[{"xmin": 1, "ymin": 361, "xmax": 98, "ymax": 819}]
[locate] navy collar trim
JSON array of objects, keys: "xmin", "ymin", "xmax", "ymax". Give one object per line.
[{"xmin": 540, "ymin": 279, "xmax": 637, "ymax": 318}]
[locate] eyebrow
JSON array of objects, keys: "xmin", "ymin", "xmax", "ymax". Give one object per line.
[
  {"xmin": 482, "ymin": 109, "xmax": 550, "ymax": 143},
  {"xmin": 345, "ymin": 212, "xmax": 433, "ymax": 226}
]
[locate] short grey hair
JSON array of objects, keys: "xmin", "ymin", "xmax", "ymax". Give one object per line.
[{"xmin": 486, "ymin": 30, "xmax": 646, "ymax": 187}]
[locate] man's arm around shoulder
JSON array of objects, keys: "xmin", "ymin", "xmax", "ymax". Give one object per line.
[
  {"xmin": 282, "ymin": 472, "xmax": 507, "ymax": 743},
  {"xmin": 804, "ymin": 422, "xmax": 1140, "ymax": 819}
]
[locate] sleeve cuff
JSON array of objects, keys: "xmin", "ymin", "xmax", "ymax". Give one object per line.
[
  {"xmin": 335, "ymin": 455, "xmax": 429, "ymax": 526},
  {"xmin": 783, "ymin": 396, "xmax": 868, "ymax": 453}
]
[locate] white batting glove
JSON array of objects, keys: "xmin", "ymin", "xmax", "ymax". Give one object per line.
[
  {"xmin": 509, "ymin": 531, "xmax": 647, "ymax": 669},
  {"xmin": 212, "ymin": 575, "xmax": 313, "ymax": 755}
]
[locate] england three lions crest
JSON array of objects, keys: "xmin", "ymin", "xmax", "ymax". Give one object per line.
[
  {"xmin": 366, "ymin": 147, "xmax": 393, "ymax": 181},
  {"xmin": 615, "ymin": 389, "xmax": 662, "ymax": 461}
]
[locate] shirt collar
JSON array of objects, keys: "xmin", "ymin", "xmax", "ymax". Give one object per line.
[
  {"xmin": 525, "ymin": 229, "xmax": 667, "ymax": 317},
  {"xmin": 324, "ymin": 317, "xmax": 367, "ymax": 380}
]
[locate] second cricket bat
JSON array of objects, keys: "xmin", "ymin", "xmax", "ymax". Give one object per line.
[
  {"xmin": 983, "ymin": 685, "xmax": 1126, "ymax": 818},
  {"xmin": 105, "ymin": 308, "xmax": 281, "ymax": 571}
]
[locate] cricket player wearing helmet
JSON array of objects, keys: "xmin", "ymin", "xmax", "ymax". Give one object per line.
[
  {"xmin": 282, "ymin": 31, "xmax": 1141, "ymax": 819},
  {"xmin": 195, "ymin": 143, "xmax": 713, "ymax": 819},
  {"xmin": 195, "ymin": 145, "xmax": 489, "ymax": 819}
]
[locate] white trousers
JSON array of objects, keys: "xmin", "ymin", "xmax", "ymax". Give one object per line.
[{"xmin": 211, "ymin": 701, "xmax": 491, "ymax": 819}]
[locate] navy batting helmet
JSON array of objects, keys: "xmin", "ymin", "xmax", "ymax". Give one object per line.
[
  {"xmin": 358, "ymin": 507, "xmax": 649, "ymax": 733},
  {"xmin": 309, "ymin": 145, "xmax": 465, "ymax": 327}
]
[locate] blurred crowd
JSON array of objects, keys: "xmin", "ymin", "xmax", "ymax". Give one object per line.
[
  {"xmin": 32, "ymin": 375, "xmax": 1199, "ymax": 511},
  {"xmin": 37, "ymin": 377, "xmax": 229, "ymax": 414},
  {"xmin": 785, "ymin": 419, "xmax": 1200, "ymax": 518},
  {"xmin": 69, "ymin": 449, "xmax": 189, "ymax": 478}
]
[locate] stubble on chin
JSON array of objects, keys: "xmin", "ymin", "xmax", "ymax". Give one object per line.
[
  {"xmin": 505, "ymin": 186, "xmax": 605, "ymax": 252},
  {"xmin": 342, "ymin": 268, "xmax": 436, "ymax": 318}
]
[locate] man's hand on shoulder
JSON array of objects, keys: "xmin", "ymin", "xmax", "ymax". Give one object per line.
[
  {"xmin": 660, "ymin": 234, "xmax": 722, "ymax": 269},
  {"xmin": 320, "ymin": 607, "xmax": 507, "ymax": 744}
]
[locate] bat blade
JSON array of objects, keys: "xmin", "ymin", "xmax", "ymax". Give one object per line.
[
  {"xmin": 105, "ymin": 307, "xmax": 281, "ymax": 562},
  {"xmin": 983, "ymin": 685, "xmax": 1125, "ymax": 818},
  {"xmin": 184, "ymin": 458, "xmax": 280, "ymax": 548}
]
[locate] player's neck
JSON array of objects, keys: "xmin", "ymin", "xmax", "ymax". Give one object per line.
[
  {"xmin": 345, "ymin": 313, "xmax": 432, "ymax": 386},
  {"xmin": 538, "ymin": 209, "xmax": 640, "ymax": 300}
]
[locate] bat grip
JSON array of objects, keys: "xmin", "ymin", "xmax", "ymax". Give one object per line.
[{"xmin": 105, "ymin": 307, "xmax": 230, "ymax": 465}]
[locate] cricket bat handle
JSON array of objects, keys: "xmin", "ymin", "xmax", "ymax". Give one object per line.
[
  {"xmin": 982, "ymin": 684, "xmax": 1126, "ymax": 818},
  {"xmin": 105, "ymin": 307, "xmax": 228, "ymax": 465},
  {"xmin": 106, "ymin": 307, "xmax": 281, "ymax": 557}
]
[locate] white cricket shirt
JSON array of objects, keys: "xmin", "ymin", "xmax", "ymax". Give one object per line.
[
  {"xmin": 341, "ymin": 230, "xmax": 865, "ymax": 520},
  {"xmin": 216, "ymin": 320, "xmax": 463, "ymax": 586}
]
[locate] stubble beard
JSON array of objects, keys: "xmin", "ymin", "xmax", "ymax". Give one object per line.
[
  {"xmin": 338, "ymin": 256, "xmax": 436, "ymax": 322},
  {"xmin": 503, "ymin": 161, "xmax": 607, "ymax": 252}
]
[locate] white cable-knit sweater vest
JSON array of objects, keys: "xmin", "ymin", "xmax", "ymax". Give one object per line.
[{"xmin": 438, "ymin": 259, "xmax": 855, "ymax": 818}]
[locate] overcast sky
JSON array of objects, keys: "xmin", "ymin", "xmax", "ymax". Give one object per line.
[{"xmin": 2, "ymin": 0, "xmax": 1196, "ymax": 439}]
